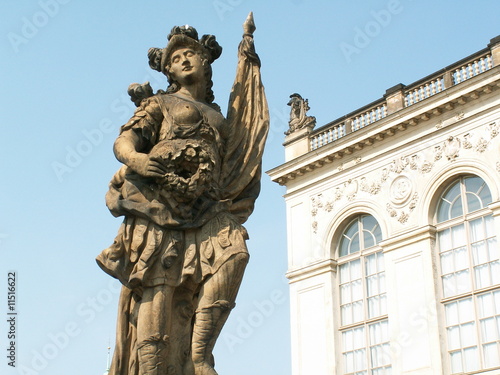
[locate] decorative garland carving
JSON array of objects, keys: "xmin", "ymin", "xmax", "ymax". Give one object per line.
[
  {"xmin": 309, "ymin": 118, "xmax": 499, "ymax": 233},
  {"xmin": 386, "ymin": 192, "xmax": 418, "ymax": 224}
]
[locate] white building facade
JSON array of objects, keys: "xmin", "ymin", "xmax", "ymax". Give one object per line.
[{"xmin": 268, "ymin": 36, "xmax": 500, "ymax": 375}]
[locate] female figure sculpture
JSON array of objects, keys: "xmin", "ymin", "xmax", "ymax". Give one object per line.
[{"xmin": 96, "ymin": 13, "xmax": 269, "ymax": 375}]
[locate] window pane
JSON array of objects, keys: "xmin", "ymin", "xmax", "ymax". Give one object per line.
[
  {"xmin": 481, "ymin": 317, "xmax": 498, "ymax": 342},
  {"xmin": 353, "ymin": 326, "xmax": 365, "ymax": 348},
  {"xmin": 344, "ymin": 219, "xmax": 359, "ymax": 239},
  {"xmin": 470, "ymin": 217, "xmax": 485, "ymax": 243},
  {"xmin": 344, "ymin": 351, "xmax": 354, "ymax": 373},
  {"xmin": 475, "ymin": 263, "xmax": 492, "ymax": 289},
  {"xmin": 438, "ymin": 181, "xmax": 461, "ymax": 223},
  {"xmin": 379, "ymin": 294, "xmax": 388, "ymax": 316},
  {"xmin": 340, "ymin": 283, "xmax": 352, "ymax": 303},
  {"xmin": 488, "ymin": 238, "xmax": 499, "ymax": 263},
  {"xmin": 461, "ymin": 322, "xmax": 477, "ymax": 347},
  {"xmin": 361, "ymin": 215, "xmax": 381, "ymax": 249},
  {"xmin": 455, "ymin": 246, "xmax": 469, "ymax": 270},
  {"xmin": 446, "ymin": 302, "xmax": 459, "ymax": 326},
  {"xmin": 491, "ymin": 260, "xmax": 500, "ymax": 285},
  {"xmin": 351, "ymin": 233, "xmax": 360, "ymax": 254},
  {"xmin": 352, "ymin": 300, "xmax": 364, "ymax": 323},
  {"xmin": 495, "ymin": 291, "xmax": 500, "ymax": 311},
  {"xmin": 443, "ymin": 270, "xmax": 471, "ymax": 297},
  {"xmin": 366, "ymin": 253, "xmax": 377, "ymax": 275},
  {"xmin": 465, "ymin": 176, "xmax": 483, "ymax": 194},
  {"xmin": 452, "ymin": 224, "xmax": 466, "ymax": 247},
  {"xmin": 477, "ymin": 292, "xmax": 495, "ymax": 318},
  {"xmin": 440, "ymin": 250, "xmax": 454, "ymax": 275},
  {"xmin": 456, "ymin": 269, "xmax": 472, "ymax": 295},
  {"xmin": 465, "ymin": 176, "xmax": 492, "ymax": 210},
  {"xmin": 472, "ymin": 241, "xmax": 488, "ymax": 266},
  {"xmin": 354, "ymin": 349, "xmax": 367, "ymax": 371},
  {"xmin": 340, "ymin": 263, "xmax": 350, "ymax": 284},
  {"xmin": 352, "ymin": 279, "xmax": 363, "ymax": 301},
  {"xmin": 341, "ymin": 219, "xmax": 359, "ymax": 257},
  {"xmin": 458, "ymin": 298, "xmax": 474, "ymax": 322},
  {"xmin": 342, "ymin": 305, "xmax": 352, "ymax": 326},
  {"xmin": 483, "ymin": 342, "xmax": 500, "ymax": 368},
  {"xmin": 450, "ymin": 197, "xmax": 464, "ymax": 220},
  {"xmin": 379, "ymin": 273, "xmax": 386, "ymax": 294},
  {"xmin": 463, "ymin": 346, "xmax": 479, "ymax": 372},
  {"xmin": 343, "ymin": 329, "xmax": 354, "ymax": 350},
  {"xmin": 479, "ymin": 185, "xmax": 493, "ymax": 207},
  {"xmin": 450, "ymin": 350, "xmax": 463, "ymax": 373},
  {"xmin": 438, "ymin": 228, "xmax": 452, "ymax": 251},
  {"xmin": 486, "ymin": 215, "xmax": 495, "ymax": 237},
  {"xmin": 447, "ymin": 326, "xmax": 461, "ymax": 350},
  {"xmin": 362, "ymin": 215, "xmax": 377, "ymax": 232},
  {"xmin": 364, "ymin": 230, "xmax": 375, "ymax": 249},
  {"xmin": 368, "ymin": 296, "xmax": 381, "ymax": 318},
  {"xmin": 466, "ymin": 193, "xmax": 482, "ymax": 213},
  {"xmin": 366, "ymin": 275, "xmax": 380, "ymax": 297},
  {"xmin": 377, "ymin": 253, "xmax": 385, "ymax": 272},
  {"xmin": 340, "ymin": 236, "xmax": 350, "ymax": 257},
  {"xmin": 351, "ymin": 259, "xmax": 362, "ymax": 279},
  {"xmin": 438, "ymin": 200, "xmax": 451, "ymax": 223}
]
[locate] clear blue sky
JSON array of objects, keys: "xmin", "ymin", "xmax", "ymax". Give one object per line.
[{"xmin": 0, "ymin": 1, "xmax": 499, "ymax": 374}]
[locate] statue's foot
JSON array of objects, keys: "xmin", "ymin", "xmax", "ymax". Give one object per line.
[{"xmin": 194, "ymin": 362, "xmax": 218, "ymax": 375}]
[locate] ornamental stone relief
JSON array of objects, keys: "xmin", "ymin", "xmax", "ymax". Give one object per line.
[
  {"xmin": 309, "ymin": 118, "xmax": 499, "ymax": 233},
  {"xmin": 386, "ymin": 192, "xmax": 418, "ymax": 224},
  {"xmin": 444, "ymin": 136, "xmax": 461, "ymax": 161},
  {"xmin": 390, "ymin": 176, "xmax": 414, "ymax": 207}
]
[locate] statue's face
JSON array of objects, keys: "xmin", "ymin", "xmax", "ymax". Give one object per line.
[{"xmin": 167, "ymin": 47, "xmax": 204, "ymax": 86}]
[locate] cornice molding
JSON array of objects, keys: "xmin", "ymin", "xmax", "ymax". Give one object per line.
[{"xmin": 268, "ymin": 67, "xmax": 500, "ymax": 186}]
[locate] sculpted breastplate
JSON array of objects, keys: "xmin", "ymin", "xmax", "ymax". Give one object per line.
[{"xmin": 149, "ymin": 95, "xmax": 223, "ymax": 205}]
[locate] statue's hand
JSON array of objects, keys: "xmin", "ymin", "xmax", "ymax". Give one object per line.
[{"xmin": 127, "ymin": 153, "xmax": 167, "ymax": 178}]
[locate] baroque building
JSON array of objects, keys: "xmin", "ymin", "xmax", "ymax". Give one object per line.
[{"xmin": 268, "ymin": 36, "xmax": 500, "ymax": 375}]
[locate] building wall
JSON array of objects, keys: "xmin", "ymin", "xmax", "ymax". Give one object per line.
[{"xmin": 270, "ymin": 39, "xmax": 500, "ymax": 375}]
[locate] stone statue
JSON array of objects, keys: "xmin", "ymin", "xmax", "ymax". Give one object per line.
[
  {"xmin": 96, "ymin": 13, "xmax": 269, "ymax": 375},
  {"xmin": 285, "ymin": 93, "xmax": 316, "ymax": 135}
]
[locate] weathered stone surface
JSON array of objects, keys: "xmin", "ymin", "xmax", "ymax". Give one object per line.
[{"xmin": 96, "ymin": 12, "xmax": 269, "ymax": 375}]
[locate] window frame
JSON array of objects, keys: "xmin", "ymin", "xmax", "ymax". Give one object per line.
[
  {"xmin": 434, "ymin": 175, "xmax": 500, "ymax": 374},
  {"xmin": 336, "ymin": 215, "xmax": 391, "ymax": 375}
]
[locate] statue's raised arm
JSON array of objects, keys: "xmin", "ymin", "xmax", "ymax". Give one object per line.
[{"xmin": 223, "ymin": 12, "xmax": 270, "ymax": 223}]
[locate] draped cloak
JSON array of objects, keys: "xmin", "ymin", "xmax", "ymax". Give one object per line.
[{"xmin": 96, "ymin": 33, "xmax": 269, "ymax": 374}]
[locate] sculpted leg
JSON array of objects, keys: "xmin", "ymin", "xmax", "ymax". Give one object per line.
[
  {"xmin": 191, "ymin": 253, "xmax": 249, "ymax": 375},
  {"xmin": 136, "ymin": 285, "xmax": 175, "ymax": 375}
]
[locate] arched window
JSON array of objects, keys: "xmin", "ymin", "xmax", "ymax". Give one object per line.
[
  {"xmin": 337, "ymin": 215, "xmax": 390, "ymax": 374},
  {"xmin": 435, "ymin": 176, "xmax": 500, "ymax": 373}
]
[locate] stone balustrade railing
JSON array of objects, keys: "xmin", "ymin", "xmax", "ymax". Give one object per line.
[{"xmin": 308, "ymin": 37, "xmax": 499, "ymax": 152}]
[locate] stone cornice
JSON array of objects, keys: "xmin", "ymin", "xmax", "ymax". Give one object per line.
[
  {"xmin": 379, "ymin": 225, "xmax": 437, "ymax": 253},
  {"xmin": 268, "ymin": 66, "xmax": 500, "ymax": 186},
  {"xmin": 286, "ymin": 259, "xmax": 337, "ymax": 284}
]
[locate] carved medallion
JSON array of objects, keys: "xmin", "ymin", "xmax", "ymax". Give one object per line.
[{"xmin": 390, "ymin": 176, "xmax": 413, "ymax": 207}]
